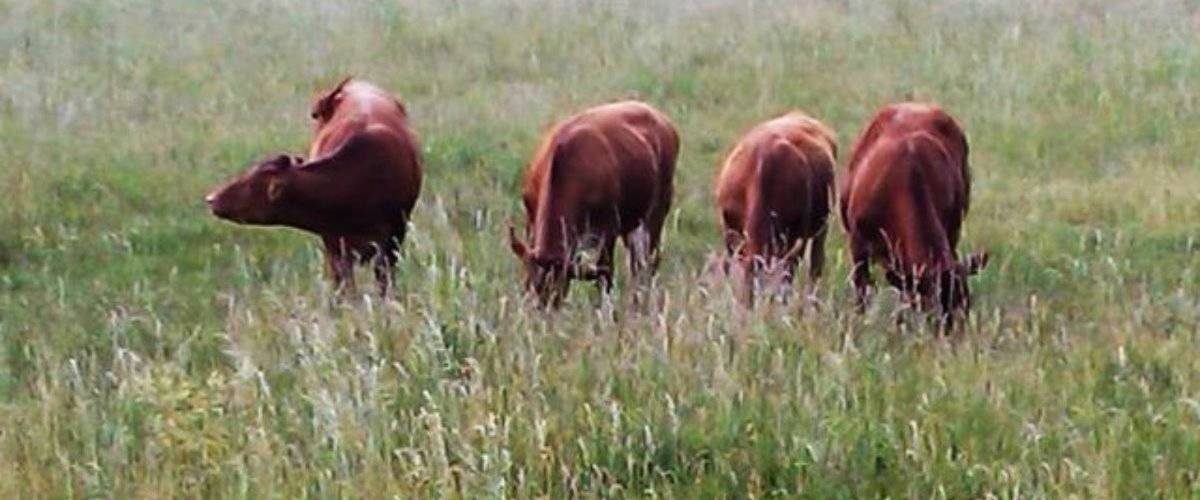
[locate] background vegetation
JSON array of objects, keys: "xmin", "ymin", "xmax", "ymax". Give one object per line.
[{"xmin": 2, "ymin": 0, "xmax": 1199, "ymax": 496}]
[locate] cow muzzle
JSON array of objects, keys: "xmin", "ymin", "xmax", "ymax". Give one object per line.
[{"xmin": 204, "ymin": 191, "xmax": 235, "ymax": 220}]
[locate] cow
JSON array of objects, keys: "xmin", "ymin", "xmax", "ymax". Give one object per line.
[
  {"xmin": 508, "ymin": 100, "xmax": 679, "ymax": 306},
  {"xmin": 839, "ymin": 102, "xmax": 988, "ymax": 327},
  {"xmin": 205, "ymin": 77, "xmax": 422, "ymax": 297},
  {"xmin": 712, "ymin": 111, "xmax": 836, "ymax": 304}
]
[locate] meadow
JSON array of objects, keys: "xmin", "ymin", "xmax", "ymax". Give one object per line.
[{"xmin": 2, "ymin": 0, "xmax": 1200, "ymax": 497}]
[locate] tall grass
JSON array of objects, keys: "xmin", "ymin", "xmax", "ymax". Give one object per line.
[{"xmin": 1, "ymin": 0, "xmax": 1199, "ymax": 496}]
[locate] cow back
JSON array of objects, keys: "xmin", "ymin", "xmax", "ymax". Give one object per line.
[{"xmin": 522, "ymin": 101, "xmax": 677, "ymax": 258}]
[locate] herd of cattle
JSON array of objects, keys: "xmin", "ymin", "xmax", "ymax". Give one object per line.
[{"xmin": 205, "ymin": 77, "xmax": 989, "ymax": 326}]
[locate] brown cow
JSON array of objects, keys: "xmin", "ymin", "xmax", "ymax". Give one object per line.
[
  {"xmin": 508, "ymin": 101, "xmax": 679, "ymax": 306},
  {"xmin": 205, "ymin": 77, "xmax": 422, "ymax": 296},
  {"xmin": 713, "ymin": 111, "xmax": 836, "ymax": 304},
  {"xmin": 840, "ymin": 102, "xmax": 987, "ymax": 326}
]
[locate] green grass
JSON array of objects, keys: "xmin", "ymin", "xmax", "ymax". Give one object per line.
[{"xmin": 2, "ymin": 0, "xmax": 1199, "ymax": 497}]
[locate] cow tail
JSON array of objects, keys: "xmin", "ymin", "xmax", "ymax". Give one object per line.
[
  {"xmin": 958, "ymin": 127, "xmax": 971, "ymax": 216},
  {"xmin": 903, "ymin": 134, "xmax": 952, "ymax": 271},
  {"xmin": 746, "ymin": 140, "xmax": 796, "ymax": 259}
]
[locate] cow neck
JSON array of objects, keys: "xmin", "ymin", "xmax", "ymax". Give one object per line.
[
  {"xmin": 269, "ymin": 167, "xmax": 350, "ymax": 235},
  {"xmin": 907, "ymin": 133, "xmax": 959, "ymax": 275},
  {"xmin": 531, "ymin": 200, "xmax": 575, "ymax": 263},
  {"xmin": 531, "ymin": 157, "xmax": 575, "ymax": 262}
]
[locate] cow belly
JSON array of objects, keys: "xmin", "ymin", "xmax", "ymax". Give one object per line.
[{"xmin": 325, "ymin": 229, "xmax": 403, "ymax": 261}]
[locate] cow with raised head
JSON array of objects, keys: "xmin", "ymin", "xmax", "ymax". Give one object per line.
[
  {"xmin": 509, "ymin": 100, "xmax": 679, "ymax": 306},
  {"xmin": 840, "ymin": 102, "xmax": 987, "ymax": 326},
  {"xmin": 206, "ymin": 77, "xmax": 422, "ymax": 296},
  {"xmin": 712, "ymin": 111, "xmax": 836, "ymax": 304}
]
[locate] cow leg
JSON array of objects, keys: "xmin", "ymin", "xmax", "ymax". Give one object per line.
[
  {"xmin": 375, "ymin": 229, "xmax": 407, "ymax": 298},
  {"xmin": 719, "ymin": 214, "xmax": 746, "ymax": 302},
  {"xmin": 795, "ymin": 238, "xmax": 820, "ymax": 309},
  {"xmin": 807, "ymin": 229, "xmax": 826, "ymax": 285},
  {"xmin": 624, "ymin": 226, "xmax": 651, "ymax": 288},
  {"xmin": 724, "ymin": 229, "xmax": 744, "ymax": 257},
  {"xmin": 786, "ymin": 243, "xmax": 803, "ymax": 303},
  {"xmin": 624, "ymin": 224, "xmax": 666, "ymax": 309},
  {"xmin": 373, "ymin": 239, "xmax": 399, "ymax": 298},
  {"xmin": 721, "ymin": 210, "xmax": 744, "ymax": 256},
  {"xmin": 938, "ymin": 311, "xmax": 956, "ymax": 335},
  {"xmin": 323, "ymin": 236, "xmax": 357, "ymax": 297},
  {"xmin": 767, "ymin": 235, "xmax": 800, "ymax": 305},
  {"xmin": 642, "ymin": 186, "xmax": 673, "ymax": 276},
  {"xmin": 850, "ymin": 235, "xmax": 873, "ymax": 313},
  {"xmin": 594, "ymin": 235, "xmax": 616, "ymax": 295},
  {"xmin": 790, "ymin": 230, "xmax": 823, "ymax": 306},
  {"xmin": 936, "ymin": 274, "xmax": 964, "ymax": 336}
]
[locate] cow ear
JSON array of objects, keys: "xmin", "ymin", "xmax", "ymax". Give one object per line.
[
  {"xmin": 267, "ymin": 178, "xmax": 286, "ymax": 202},
  {"xmin": 508, "ymin": 225, "xmax": 528, "ymax": 259},
  {"xmin": 331, "ymin": 75, "xmax": 352, "ymax": 94},
  {"xmin": 311, "ymin": 76, "xmax": 352, "ymax": 120},
  {"xmin": 963, "ymin": 252, "xmax": 989, "ymax": 275}
]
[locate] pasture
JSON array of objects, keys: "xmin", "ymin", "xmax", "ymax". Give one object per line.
[{"xmin": 2, "ymin": 0, "xmax": 1199, "ymax": 496}]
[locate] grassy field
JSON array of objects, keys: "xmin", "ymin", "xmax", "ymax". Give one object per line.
[{"xmin": 2, "ymin": 0, "xmax": 1200, "ymax": 497}]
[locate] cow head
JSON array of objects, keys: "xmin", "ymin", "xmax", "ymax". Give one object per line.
[
  {"xmin": 713, "ymin": 238, "xmax": 806, "ymax": 305},
  {"xmin": 756, "ymin": 239, "xmax": 808, "ymax": 297},
  {"xmin": 701, "ymin": 252, "xmax": 749, "ymax": 303},
  {"xmin": 205, "ymin": 154, "xmax": 304, "ymax": 225},
  {"xmin": 508, "ymin": 225, "xmax": 571, "ymax": 306},
  {"xmin": 310, "ymin": 76, "xmax": 353, "ymax": 125},
  {"xmin": 887, "ymin": 251, "xmax": 989, "ymax": 318},
  {"xmin": 508, "ymin": 225, "xmax": 611, "ymax": 307},
  {"xmin": 942, "ymin": 251, "xmax": 989, "ymax": 312}
]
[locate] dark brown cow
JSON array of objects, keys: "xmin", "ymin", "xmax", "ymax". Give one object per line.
[
  {"xmin": 713, "ymin": 111, "xmax": 836, "ymax": 303},
  {"xmin": 509, "ymin": 101, "xmax": 679, "ymax": 306},
  {"xmin": 205, "ymin": 77, "xmax": 422, "ymax": 296},
  {"xmin": 840, "ymin": 102, "xmax": 987, "ymax": 325}
]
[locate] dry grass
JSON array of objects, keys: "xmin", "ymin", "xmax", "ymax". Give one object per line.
[{"xmin": 1, "ymin": 0, "xmax": 1199, "ymax": 497}]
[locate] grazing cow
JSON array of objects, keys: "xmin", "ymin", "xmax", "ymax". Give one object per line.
[
  {"xmin": 839, "ymin": 102, "xmax": 987, "ymax": 325},
  {"xmin": 205, "ymin": 77, "xmax": 422, "ymax": 296},
  {"xmin": 509, "ymin": 101, "xmax": 679, "ymax": 306},
  {"xmin": 712, "ymin": 111, "xmax": 836, "ymax": 304}
]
